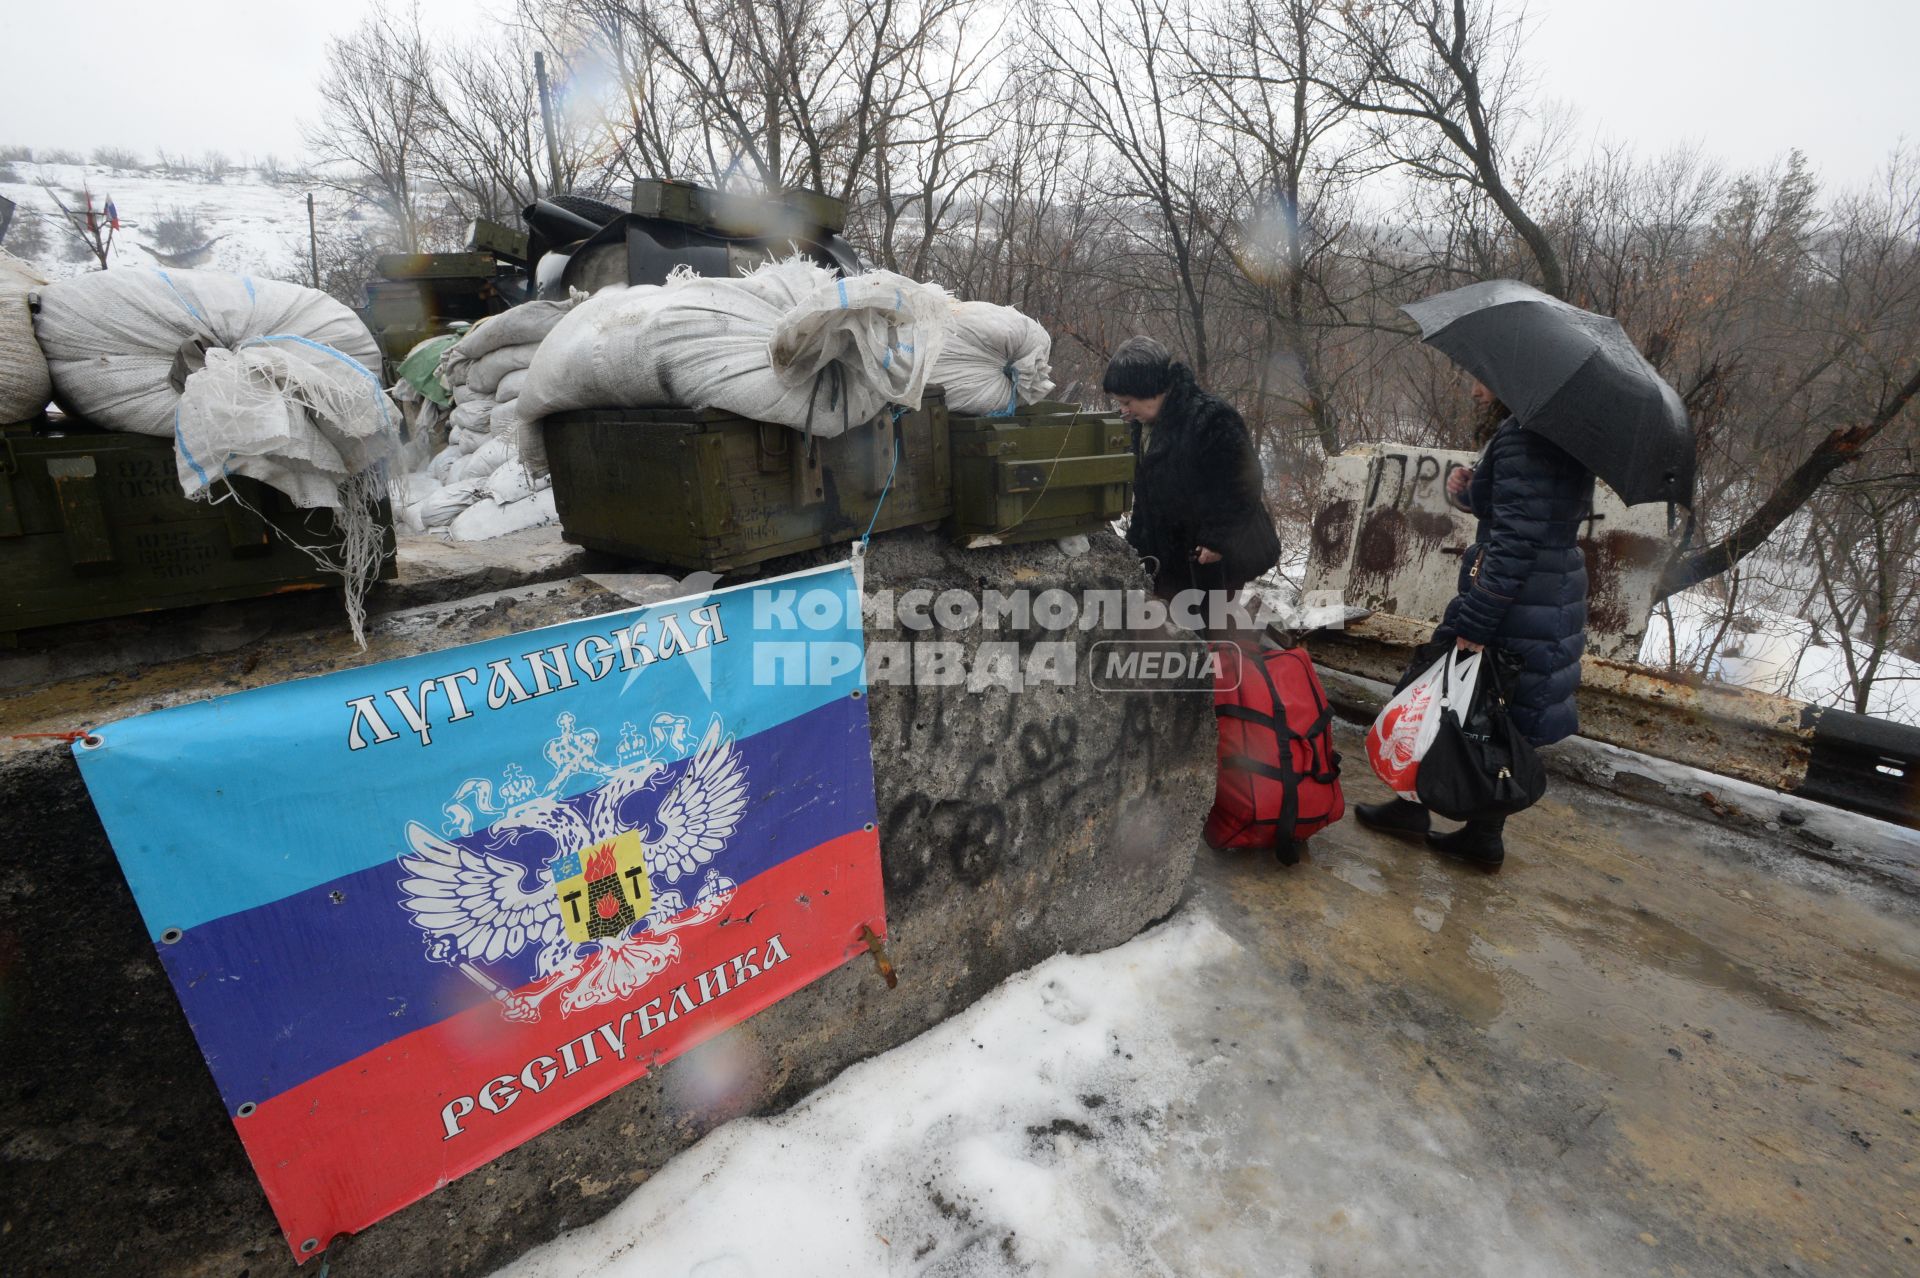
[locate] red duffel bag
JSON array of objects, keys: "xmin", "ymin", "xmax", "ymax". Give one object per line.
[{"xmin": 1204, "ymin": 642, "xmax": 1345, "ymax": 858}]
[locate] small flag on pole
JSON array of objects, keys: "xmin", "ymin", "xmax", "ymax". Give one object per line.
[{"xmin": 104, "ymin": 198, "xmax": 120, "ymax": 230}]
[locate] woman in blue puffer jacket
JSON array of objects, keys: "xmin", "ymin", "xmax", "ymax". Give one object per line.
[{"xmin": 1356, "ymin": 378, "xmax": 1594, "ymax": 870}]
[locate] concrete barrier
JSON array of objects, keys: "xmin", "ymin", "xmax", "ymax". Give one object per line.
[
  {"xmin": 0, "ymin": 529, "xmax": 1213, "ymax": 1276},
  {"xmin": 1306, "ymin": 443, "xmax": 1674, "ymax": 660}
]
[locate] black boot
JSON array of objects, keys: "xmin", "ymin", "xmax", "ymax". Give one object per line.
[
  {"xmin": 1354, "ymin": 798, "xmax": 1431, "ymax": 837},
  {"xmin": 1425, "ymin": 814, "xmax": 1507, "ymax": 872}
]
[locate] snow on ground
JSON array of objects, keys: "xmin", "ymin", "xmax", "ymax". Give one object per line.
[
  {"xmin": 1641, "ymin": 587, "xmax": 1920, "ymax": 725},
  {"xmin": 1, "ymin": 159, "xmax": 341, "ymax": 284},
  {"xmin": 495, "ymin": 909, "xmax": 1608, "ymax": 1278}
]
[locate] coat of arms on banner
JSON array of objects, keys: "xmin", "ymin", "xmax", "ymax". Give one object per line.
[{"xmin": 397, "ymin": 710, "xmax": 749, "ymax": 1023}]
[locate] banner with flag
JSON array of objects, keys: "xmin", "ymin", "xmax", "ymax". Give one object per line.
[{"xmin": 73, "ymin": 563, "xmax": 884, "ymax": 1261}]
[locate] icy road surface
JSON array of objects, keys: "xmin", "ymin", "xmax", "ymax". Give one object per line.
[{"xmin": 498, "ymin": 732, "xmax": 1920, "ymax": 1278}]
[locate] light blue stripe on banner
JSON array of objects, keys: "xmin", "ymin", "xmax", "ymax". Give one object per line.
[
  {"xmin": 75, "ymin": 563, "xmax": 866, "ymax": 940},
  {"xmin": 837, "ymin": 278, "xmax": 849, "ymax": 308}
]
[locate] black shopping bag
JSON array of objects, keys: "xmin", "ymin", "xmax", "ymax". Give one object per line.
[{"xmin": 1415, "ymin": 648, "xmax": 1547, "ymax": 820}]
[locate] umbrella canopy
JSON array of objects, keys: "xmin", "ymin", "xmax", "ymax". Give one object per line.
[{"xmin": 1401, "ymin": 280, "xmax": 1694, "ymax": 506}]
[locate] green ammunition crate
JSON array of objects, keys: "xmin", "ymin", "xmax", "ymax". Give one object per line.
[
  {"xmin": 1, "ymin": 424, "xmax": 397, "ymax": 640},
  {"xmin": 946, "ymin": 402, "xmax": 1134, "ymax": 547},
  {"xmin": 543, "ymin": 392, "xmax": 951, "ymax": 573},
  {"xmin": 631, "ymin": 179, "xmax": 848, "ymax": 236},
  {"xmin": 373, "ymin": 252, "xmax": 505, "ymax": 280}
]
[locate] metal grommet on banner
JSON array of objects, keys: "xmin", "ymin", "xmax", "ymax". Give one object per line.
[
  {"xmin": 160, "ymin": 928, "xmax": 184, "ymax": 945},
  {"xmin": 236, "ymin": 1101, "xmax": 257, "ymax": 1118},
  {"xmin": 863, "ymin": 822, "xmax": 875, "ymax": 832},
  {"xmin": 850, "ymin": 689, "xmax": 863, "ymax": 700},
  {"xmin": 301, "ymin": 1238, "xmax": 319, "ymax": 1254}
]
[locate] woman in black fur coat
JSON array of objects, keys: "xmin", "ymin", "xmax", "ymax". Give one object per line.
[{"xmin": 1103, "ymin": 337, "xmax": 1280, "ymax": 606}]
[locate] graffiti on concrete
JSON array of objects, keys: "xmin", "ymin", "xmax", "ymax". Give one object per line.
[{"xmin": 1307, "ymin": 444, "xmax": 1675, "ymax": 661}]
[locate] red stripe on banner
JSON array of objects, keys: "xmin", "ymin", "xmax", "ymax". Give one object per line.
[{"xmin": 236, "ymin": 829, "xmax": 885, "ymax": 1261}]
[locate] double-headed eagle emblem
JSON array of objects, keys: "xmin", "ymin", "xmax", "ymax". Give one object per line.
[{"xmin": 395, "ymin": 711, "xmax": 750, "ymax": 1022}]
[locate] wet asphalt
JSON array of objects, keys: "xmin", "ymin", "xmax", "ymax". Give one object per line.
[{"xmin": 1176, "ymin": 724, "xmax": 1920, "ymax": 1277}]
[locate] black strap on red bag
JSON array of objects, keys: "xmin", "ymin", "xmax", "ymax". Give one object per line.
[{"xmin": 1213, "ymin": 645, "xmax": 1342, "ymax": 840}]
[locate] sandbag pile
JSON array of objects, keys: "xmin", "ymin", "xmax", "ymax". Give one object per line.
[
  {"xmin": 33, "ymin": 267, "xmax": 397, "ymax": 641},
  {"xmin": 0, "ymin": 250, "xmax": 52, "ymax": 424},
  {"xmin": 514, "ymin": 260, "xmax": 950, "ymax": 474},
  {"xmin": 407, "ymin": 299, "xmax": 574, "ymax": 539},
  {"xmin": 34, "ymin": 268, "xmax": 392, "ymax": 506}
]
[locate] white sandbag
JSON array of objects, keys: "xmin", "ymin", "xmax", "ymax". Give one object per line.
[
  {"xmin": 399, "ymin": 469, "xmax": 441, "ymax": 506},
  {"xmin": 428, "ymin": 443, "xmax": 463, "ymax": 482},
  {"xmin": 33, "ymin": 269, "xmax": 404, "ymax": 644},
  {"xmin": 172, "ymin": 342, "xmax": 393, "ymax": 510},
  {"xmin": 455, "ymin": 436, "xmax": 512, "ymax": 481},
  {"xmin": 452, "ymin": 299, "xmax": 575, "ymax": 362},
  {"xmin": 484, "ymin": 456, "xmax": 538, "ymax": 504},
  {"xmin": 451, "ymin": 381, "xmax": 487, "ymax": 405},
  {"xmin": 449, "ymin": 397, "xmax": 494, "ymax": 434},
  {"xmin": 449, "ymin": 488, "xmax": 557, "ymax": 542},
  {"xmin": 465, "ymin": 345, "xmax": 533, "ymax": 395},
  {"xmin": 33, "ymin": 267, "xmax": 380, "ymax": 438},
  {"xmin": 932, "ymin": 300, "xmax": 1056, "ymax": 415},
  {"xmin": 493, "ymin": 367, "xmax": 528, "ymax": 404},
  {"xmin": 449, "ymin": 424, "xmax": 488, "ymax": 454},
  {"xmin": 419, "ymin": 478, "xmax": 486, "ymax": 527},
  {"xmin": 0, "ymin": 251, "xmax": 52, "ymax": 423},
  {"xmin": 416, "ymin": 397, "xmax": 449, "ymax": 439},
  {"xmin": 516, "ymin": 261, "xmax": 949, "ymax": 475}
]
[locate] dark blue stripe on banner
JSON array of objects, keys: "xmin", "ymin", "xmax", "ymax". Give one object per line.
[{"xmin": 157, "ymin": 696, "xmax": 876, "ymax": 1112}]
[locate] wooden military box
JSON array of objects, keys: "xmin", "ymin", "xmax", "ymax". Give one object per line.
[
  {"xmin": 542, "ymin": 390, "xmax": 951, "ymax": 573},
  {"xmin": 1, "ymin": 423, "xmax": 397, "ymax": 641},
  {"xmin": 947, "ymin": 403, "xmax": 1134, "ymax": 547}
]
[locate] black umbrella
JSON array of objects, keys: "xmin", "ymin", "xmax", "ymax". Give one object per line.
[{"xmin": 1401, "ymin": 279, "xmax": 1694, "ymax": 506}]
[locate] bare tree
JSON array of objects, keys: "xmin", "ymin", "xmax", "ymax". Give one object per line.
[
  {"xmin": 1658, "ymin": 149, "xmax": 1920, "ymax": 596},
  {"xmin": 304, "ymin": 1, "xmax": 439, "ymax": 251},
  {"xmin": 1024, "ymin": 0, "xmax": 1221, "ymax": 379},
  {"xmin": 1320, "ymin": 0, "xmax": 1566, "ymax": 299}
]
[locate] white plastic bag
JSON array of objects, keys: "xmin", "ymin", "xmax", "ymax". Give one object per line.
[
  {"xmin": 930, "ymin": 300, "xmax": 1055, "ymax": 415},
  {"xmin": 1366, "ymin": 648, "xmax": 1481, "ymax": 800}
]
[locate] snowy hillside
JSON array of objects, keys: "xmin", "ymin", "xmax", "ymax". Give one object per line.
[{"xmin": 0, "ymin": 157, "xmax": 358, "ymax": 285}]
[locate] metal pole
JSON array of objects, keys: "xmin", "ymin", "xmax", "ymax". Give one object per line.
[
  {"xmin": 307, "ymin": 192, "xmax": 320, "ymax": 289},
  {"xmin": 534, "ymin": 50, "xmax": 563, "ymax": 198}
]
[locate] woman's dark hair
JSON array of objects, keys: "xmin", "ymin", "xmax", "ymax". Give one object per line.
[
  {"xmin": 1474, "ymin": 393, "xmax": 1510, "ymax": 444},
  {"xmin": 1102, "ymin": 335, "xmax": 1173, "ymax": 398}
]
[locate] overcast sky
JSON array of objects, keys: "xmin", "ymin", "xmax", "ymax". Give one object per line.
[{"xmin": 3, "ymin": 0, "xmax": 1913, "ymax": 190}]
